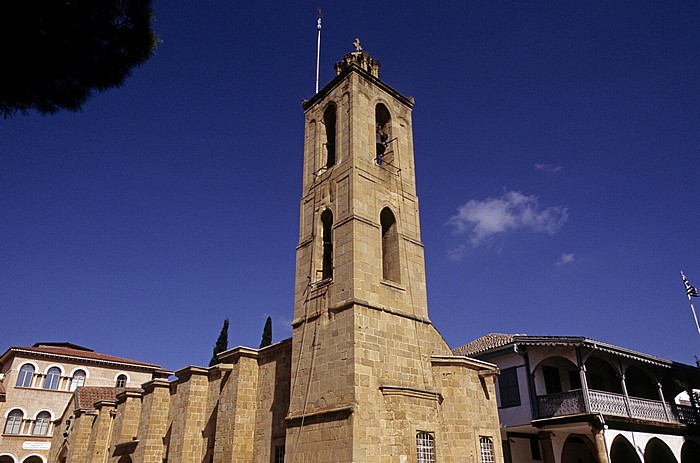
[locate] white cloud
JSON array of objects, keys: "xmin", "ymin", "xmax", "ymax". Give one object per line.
[
  {"xmin": 556, "ymin": 253, "xmax": 575, "ymax": 267},
  {"xmin": 447, "ymin": 244, "xmax": 467, "ymax": 261},
  {"xmin": 447, "ymin": 191, "xmax": 568, "ymax": 246},
  {"xmin": 534, "ymin": 163, "xmax": 562, "ymax": 173}
]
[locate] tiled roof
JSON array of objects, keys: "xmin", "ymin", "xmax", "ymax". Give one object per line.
[
  {"xmin": 454, "ymin": 334, "xmax": 688, "ymax": 369},
  {"xmin": 453, "ymin": 333, "xmax": 519, "ymax": 357},
  {"xmin": 1, "ymin": 345, "xmax": 161, "ymax": 369},
  {"xmin": 75, "ymin": 386, "xmax": 142, "ymax": 410}
]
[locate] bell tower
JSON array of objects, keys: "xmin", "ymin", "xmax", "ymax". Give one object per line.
[
  {"xmin": 286, "ymin": 44, "xmax": 503, "ymax": 463},
  {"xmin": 292, "ymin": 46, "xmax": 429, "ymax": 326}
]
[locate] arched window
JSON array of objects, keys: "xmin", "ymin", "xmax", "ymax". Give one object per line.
[
  {"xmin": 323, "ymin": 104, "xmax": 336, "ymax": 168},
  {"xmin": 43, "ymin": 367, "xmax": 61, "ymax": 390},
  {"xmin": 32, "ymin": 411, "xmax": 51, "ymax": 436},
  {"xmin": 4, "ymin": 409, "xmax": 23, "ymax": 434},
  {"xmin": 375, "ymin": 103, "xmax": 391, "ymax": 164},
  {"xmin": 321, "ymin": 210, "xmax": 333, "ymax": 280},
  {"xmin": 70, "ymin": 370, "xmax": 86, "ymax": 391},
  {"xmin": 380, "ymin": 208, "xmax": 400, "ymax": 282},
  {"xmin": 116, "ymin": 374, "xmax": 127, "ymax": 388},
  {"xmin": 416, "ymin": 432, "xmax": 435, "ymax": 463},
  {"xmin": 16, "ymin": 363, "xmax": 34, "ymax": 387}
]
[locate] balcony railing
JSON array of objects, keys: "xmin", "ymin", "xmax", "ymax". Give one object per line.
[
  {"xmin": 16, "ymin": 372, "xmax": 77, "ymax": 392},
  {"xmin": 536, "ymin": 389, "xmax": 699, "ymax": 425}
]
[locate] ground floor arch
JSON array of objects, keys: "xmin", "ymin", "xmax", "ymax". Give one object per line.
[
  {"xmin": 610, "ymin": 435, "xmax": 642, "ymax": 463},
  {"xmin": 561, "ymin": 435, "xmax": 596, "ymax": 463},
  {"xmin": 644, "ymin": 437, "xmax": 677, "ymax": 463},
  {"xmin": 681, "ymin": 440, "xmax": 700, "ymax": 463}
]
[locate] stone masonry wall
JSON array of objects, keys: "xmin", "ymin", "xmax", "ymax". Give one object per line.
[
  {"xmin": 87, "ymin": 401, "xmax": 116, "ymax": 463},
  {"xmin": 167, "ymin": 367, "xmax": 209, "ymax": 463},
  {"xmin": 132, "ymin": 379, "xmax": 171, "ymax": 463}
]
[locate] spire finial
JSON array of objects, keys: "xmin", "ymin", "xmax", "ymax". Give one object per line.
[{"xmin": 353, "ymin": 38, "xmax": 362, "ymax": 52}]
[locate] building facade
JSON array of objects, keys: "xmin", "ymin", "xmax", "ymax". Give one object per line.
[
  {"xmin": 455, "ymin": 334, "xmax": 700, "ymax": 463},
  {"xmin": 49, "ymin": 47, "xmax": 505, "ymax": 463},
  {"xmin": 0, "ymin": 342, "xmax": 163, "ymax": 463}
]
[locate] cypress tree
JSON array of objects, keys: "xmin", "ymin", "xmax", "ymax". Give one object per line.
[
  {"xmin": 209, "ymin": 318, "xmax": 229, "ymax": 367},
  {"xmin": 259, "ymin": 316, "xmax": 272, "ymax": 348}
]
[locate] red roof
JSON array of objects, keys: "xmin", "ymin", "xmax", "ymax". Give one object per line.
[
  {"xmin": 75, "ymin": 386, "xmax": 142, "ymax": 409},
  {"xmin": 1, "ymin": 344, "xmax": 161, "ymax": 370}
]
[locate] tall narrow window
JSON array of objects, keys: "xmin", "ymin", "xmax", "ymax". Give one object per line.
[
  {"xmin": 542, "ymin": 366, "xmax": 562, "ymax": 394},
  {"xmin": 32, "ymin": 411, "xmax": 51, "ymax": 435},
  {"xmin": 375, "ymin": 103, "xmax": 391, "ymax": 164},
  {"xmin": 498, "ymin": 367, "xmax": 521, "ymax": 408},
  {"xmin": 323, "ymin": 104, "xmax": 336, "ymax": 167},
  {"xmin": 70, "ymin": 369, "xmax": 86, "ymax": 391},
  {"xmin": 116, "ymin": 374, "xmax": 128, "ymax": 387},
  {"xmin": 380, "ymin": 208, "xmax": 400, "ymax": 282},
  {"xmin": 43, "ymin": 367, "xmax": 61, "ymax": 390},
  {"xmin": 275, "ymin": 446, "xmax": 285, "ymax": 463},
  {"xmin": 416, "ymin": 432, "xmax": 435, "ymax": 463},
  {"xmin": 4, "ymin": 409, "xmax": 23, "ymax": 434},
  {"xmin": 16, "ymin": 363, "xmax": 34, "ymax": 387},
  {"xmin": 321, "ymin": 210, "xmax": 333, "ymax": 280},
  {"xmin": 480, "ymin": 437, "xmax": 495, "ymax": 463}
]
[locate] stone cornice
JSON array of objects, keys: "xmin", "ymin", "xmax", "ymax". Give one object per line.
[
  {"xmin": 379, "ymin": 385, "xmax": 443, "ymax": 402},
  {"xmin": 431, "ymin": 355, "xmax": 499, "ymax": 374},
  {"xmin": 285, "ymin": 406, "xmax": 354, "ymax": 427}
]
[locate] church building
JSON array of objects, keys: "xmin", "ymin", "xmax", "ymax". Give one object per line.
[{"xmin": 49, "ymin": 46, "xmax": 504, "ymax": 463}]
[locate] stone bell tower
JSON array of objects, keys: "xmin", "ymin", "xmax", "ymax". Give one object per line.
[{"xmin": 286, "ymin": 44, "xmax": 503, "ymax": 463}]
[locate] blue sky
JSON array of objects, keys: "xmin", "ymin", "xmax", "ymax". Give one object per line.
[{"xmin": 2, "ymin": 1, "xmax": 699, "ymax": 371}]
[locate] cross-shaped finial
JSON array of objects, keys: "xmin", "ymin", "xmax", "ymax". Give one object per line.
[{"xmin": 353, "ymin": 38, "xmax": 362, "ymax": 52}]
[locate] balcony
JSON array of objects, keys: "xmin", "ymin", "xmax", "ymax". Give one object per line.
[{"xmin": 536, "ymin": 389, "xmax": 699, "ymax": 425}]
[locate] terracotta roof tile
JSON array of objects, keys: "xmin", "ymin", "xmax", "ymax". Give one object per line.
[
  {"xmin": 3, "ymin": 345, "xmax": 160, "ymax": 369},
  {"xmin": 453, "ymin": 333, "xmax": 520, "ymax": 357},
  {"xmin": 75, "ymin": 386, "xmax": 142, "ymax": 410}
]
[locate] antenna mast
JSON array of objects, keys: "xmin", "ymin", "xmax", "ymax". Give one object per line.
[{"xmin": 315, "ymin": 9, "xmax": 322, "ymax": 94}]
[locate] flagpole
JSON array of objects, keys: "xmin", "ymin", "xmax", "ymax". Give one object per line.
[
  {"xmin": 315, "ymin": 10, "xmax": 322, "ymax": 94},
  {"xmin": 681, "ymin": 271, "xmax": 700, "ymax": 335},
  {"xmin": 689, "ymin": 296, "xmax": 700, "ymax": 336}
]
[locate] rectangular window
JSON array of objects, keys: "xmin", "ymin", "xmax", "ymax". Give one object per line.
[
  {"xmin": 480, "ymin": 437, "xmax": 495, "ymax": 463},
  {"xmin": 275, "ymin": 445, "xmax": 285, "ymax": 463},
  {"xmin": 568, "ymin": 370, "xmax": 581, "ymax": 390},
  {"xmin": 498, "ymin": 367, "xmax": 521, "ymax": 408},
  {"xmin": 542, "ymin": 366, "xmax": 562, "ymax": 394},
  {"xmin": 416, "ymin": 432, "xmax": 435, "ymax": 463},
  {"xmin": 529, "ymin": 436, "xmax": 541, "ymax": 460}
]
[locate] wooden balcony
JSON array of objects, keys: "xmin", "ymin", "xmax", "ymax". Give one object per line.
[{"xmin": 536, "ymin": 389, "xmax": 699, "ymax": 425}]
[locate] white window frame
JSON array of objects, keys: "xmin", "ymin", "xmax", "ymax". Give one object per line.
[
  {"xmin": 4, "ymin": 409, "xmax": 24, "ymax": 434},
  {"xmin": 15, "ymin": 362, "xmax": 39, "ymax": 387},
  {"xmin": 32, "ymin": 411, "xmax": 52, "ymax": 436},
  {"xmin": 479, "ymin": 436, "xmax": 495, "ymax": 463},
  {"xmin": 115, "ymin": 372, "xmax": 130, "ymax": 387},
  {"xmin": 70, "ymin": 369, "xmax": 87, "ymax": 391},
  {"xmin": 416, "ymin": 431, "xmax": 436, "ymax": 463}
]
